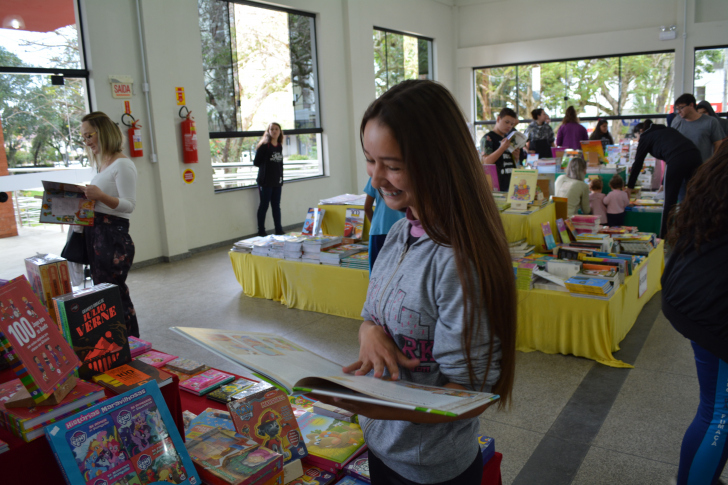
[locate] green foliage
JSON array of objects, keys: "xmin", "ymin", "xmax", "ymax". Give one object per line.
[
  {"xmin": 373, "ymin": 29, "xmax": 430, "ymax": 98},
  {"xmin": 695, "ymin": 48, "xmax": 725, "ymax": 81},
  {"xmin": 287, "ymin": 154, "xmax": 309, "ymax": 160}
]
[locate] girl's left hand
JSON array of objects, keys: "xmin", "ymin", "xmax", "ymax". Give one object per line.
[{"xmin": 83, "ymin": 185, "xmax": 104, "ymax": 201}]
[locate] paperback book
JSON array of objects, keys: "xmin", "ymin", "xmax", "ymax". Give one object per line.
[
  {"xmin": 170, "ymin": 328, "xmax": 499, "ymax": 417},
  {"xmin": 39, "ymin": 181, "xmax": 95, "ymax": 226},
  {"xmin": 0, "ymin": 276, "xmax": 80, "ymax": 404},
  {"xmin": 52, "ymin": 283, "xmax": 132, "ymax": 380},
  {"xmin": 302, "ymin": 208, "xmax": 325, "ymax": 236},
  {"xmin": 507, "ymin": 169, "xmax": 538, "ymax": 210},
  {"xmin": 44, "ymin": 381, "xmax": 200, "ymax": 485},
  {"xmin": 165, "ymin": 357, "xmax": 206, "ymax": 375},
  {"xmin": 179, "ymin": 368, "xmax": 235, "ymax": 395},
  {"xmin": 128, "ymin": 336, "xmax": 152, "ymax": 357},
  {"xmin": 92, "ymin": 359, "xmax": 173, "ymax": 394},
  {"xmin": 135, "ymin": 350, "xmax": 177, "ymax": 368},
  {"xmin": 207, "ymin": 377, "xmax": 257, "ymax": 404},
  {"xmin": 296, "ymin": 412, "xmax": 366, "ymax": 473},
  {"xmin": 344, "ymin": 209, "xmax": 365, "ymax": 239}
]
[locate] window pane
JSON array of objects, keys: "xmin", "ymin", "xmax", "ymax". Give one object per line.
[
  {"xmin": 211, "ymin": 133, "xmax": 323, "ymax": 191},
  {"xmin": 566, "ymin": 58, "xmax": 618, "ymax": 118},
  {"xmin": 417, "ymin": 38, "xmax": 432, "ymax": 80},
  {"xmin": 373, "ymin": 29, "xmax": 388, "ymax": 97},
  {"xmin": 0, "ymin": 0, "xmax": 82, "ymax": 69},
  {"xmin": 288, "ymin": 14, "xmax": 318, "ymax": 130},
  {"xmin": 2, "ymin": 74, "xmax": 89, "ymax": 168},
  {"xmin": 474, "ymin": 66, "xmax": 516, "ymax": 121},
  {"xmin": 385, "ymin": 32, "xmax": 405, "ymax": 89},
  {"xmin": 198, "ymin": 0, "xmax": 236, "ymax": 132},
  {"xmin": 621, "ymin": 53, "xmax": 674, "ymax": 116},
  {"xmin": 694, "ymin": 47, "xmax": 727, "ymax": 113}
]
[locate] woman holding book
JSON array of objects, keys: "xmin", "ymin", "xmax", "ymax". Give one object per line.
[
  {"xmin": 315, "ymin": 80, "xmax": 517, "ymax": 485},
  {"xmin": 556, "ymin": 106, "xmax": 589, "ymax": 150},
  {"xmin": 254, "ymin": 122, "xmax": 285, "ymax": 237},
  {"xmin": 662, "ymin": 142, "xmax": 728, "ymax": 485},
  {"xmin": 80, "ymin": 112, "xmax": 139, "ymax": 338}
]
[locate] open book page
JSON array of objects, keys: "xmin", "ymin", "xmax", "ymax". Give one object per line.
[
  {"xmin": 170, "ymin": 327, "xmax": 343, "ymax": 392},
  {"xmin": 172, "ymin": 327, "xmax": 500, "ymax": 416}
]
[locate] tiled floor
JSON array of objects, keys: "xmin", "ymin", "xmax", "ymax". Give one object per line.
[{"xmin": 1, "ymin": 234, "xmax": 726, "ymax": 484}]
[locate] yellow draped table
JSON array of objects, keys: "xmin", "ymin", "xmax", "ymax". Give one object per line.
[
  {"xmin": 229, "ymin": 239, "xmax": 664, "ymax": 367},
  {"xmin": 317, "ymin": 204, "xmax": 371, "ymax": 239},
  {"xmin": 516, "ymin": 240, "xmax": 665, "ymax": 368},
  {"xmin": 500, "ymin": 202, "xmax": 557, "ymax": 245}
]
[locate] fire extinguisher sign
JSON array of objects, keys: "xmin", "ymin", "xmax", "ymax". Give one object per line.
[
  {"xmin": 183, "ymin": 168, "xmax": 195, "ymax": 184},
  {"xmin": 175, "ymin": 87, "xmax": 185, "ymax": 105}
]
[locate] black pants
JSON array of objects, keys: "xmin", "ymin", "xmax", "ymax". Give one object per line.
[
  {"xmin": 85, "ymin": 213, "xmax": 139, "ymax": 338},
  {"xmin": 368, "ymin": 448, "xmax": 483, "ymax": 485},
  {"xmin": 661, "ymin": 155, "xmax": 701, "ymax": 238},
  {"xmin": 257, "ymin": 186, "xmax": 283, "ymax": 235},
  {"xmin": 607, "ymin": 212, "xmax": 625, "ymax": 227}
]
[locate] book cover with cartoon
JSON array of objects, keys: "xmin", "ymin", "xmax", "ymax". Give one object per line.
[
  {"xmin": 296, "ymin": 412, "xmax": 365, "ymax": 466},
  {"xmin": 507, "ymin": 169, "xmax": 538, "ymax": 207},
  {"xmin": 64, "ymin": 414, "xmax": 132, "ymax": 484},
  {"xmin": 111, "ymin": 395, "xmax": 169, "ymax": 457},
  {"xmin": 39, "ymin": 181, "xmax": 95, "ymax": 226},
  {"xmin": 344, "ymin": 208, "xmax": 364, "ymax": 239}
]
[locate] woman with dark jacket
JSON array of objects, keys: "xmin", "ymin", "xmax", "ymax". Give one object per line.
[
  {"xmin": 662, "ymin": 141, "xmax": 728, "ymax": 485},
  {"xmin": 254, "ymin": 122, "xmax": 284, "ymax": 236},
  {"xmin": 589, "ymin": 119, "xmax": 614, "ymax": 150}
]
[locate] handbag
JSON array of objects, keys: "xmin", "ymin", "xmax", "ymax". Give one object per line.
[{"xmin": 61, "ymin": 228, "xmax": 90, "ymax": 265}]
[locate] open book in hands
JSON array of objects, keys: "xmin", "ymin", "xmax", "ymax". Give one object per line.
[{"xmin": 170, "ymin": 327, "xmax": 499, "ymax": 417}]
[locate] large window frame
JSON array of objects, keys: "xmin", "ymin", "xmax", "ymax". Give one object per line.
[
  {"xmin": 373, "ymin": 27, "xmax": 433, "ymax": 98},
  {"xmin": 473, "ymin": 50, "xmax": 675, "ymax": 129},
  {"xmin": 694, "ymin": 45, "xmax": 728, "ymax": 116},
  {"xmin": 202, "ymin": 0, "xmax": 325, "ymax": 193}
]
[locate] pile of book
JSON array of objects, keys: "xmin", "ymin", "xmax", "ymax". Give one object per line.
[
  {"xmin": 302, "ymin": 236, "xmax": 342, "ymax": 264},
  {"xmin": 231, "ymin": 236, "xmax": 269, "ymax": 253},
  {"xmin": 492, "ymin": 192, "xmax": 510, "ymax": 212},
  {"xmin": 128, "ymin": 335, "xmax": 152, "ymax": 357},
  {"xmin": 599, "ymin": 226, "xmax": 638, "ymax": 235},
  {"xmin": 341, "ymin": 251, "xmax": 369, "ymax": 270},
  {"xmin": 569, "ymin": 215, "xmax": 602, "ymax": 234},
  {"xmin": 284, "ymin": 236, "xmax": 309, "ymax": 260},
  {"xmin": 320, "ymin": 243, "xmax": 368, "ymax": 266},
  {"xmin": 528, "ymin": 197, "xmax": 550, "ymax": 211},
  {"xmin": 509, "ymin": 239, "xmax": 535, "ymax": 258},
  {"xmin": 613, "ymin": 232, "xmax": 658, "ymax": 255},
  {"xmin": 513, "ymin": 261, "xmax": 537, "ymax": 290},
  {"xmin": 573, "ymin": 233, "xmax": 614, "ymax": 253},
  {"xmin": 565, "ymin": 275, "xmax": 615, "ymax": 300}
]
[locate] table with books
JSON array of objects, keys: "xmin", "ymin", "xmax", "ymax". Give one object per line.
[{"xmin": 499, "ymin": 201, "xmax": 557, "ymax": 246}]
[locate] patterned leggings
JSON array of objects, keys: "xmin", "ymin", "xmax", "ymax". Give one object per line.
[{"xmin": 85, "ymin": 213, "xmax": 140, "ymax": 338}]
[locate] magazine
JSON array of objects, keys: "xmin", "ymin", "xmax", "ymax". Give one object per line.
[
  {"xmin": 302, "ymin": 208, "xmax": 325, "ymax": 236},
  {"xmin": 170, "ymin": 328, "xmax": 499, "ymax": 417},
  {"xmin": 344, "ymin": 209, "xmax": 365, "ymax": 239}
]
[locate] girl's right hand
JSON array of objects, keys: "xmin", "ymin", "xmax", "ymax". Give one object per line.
[{"xmin": 343, "ymin": 322, "xmax": 420, "ymax": 380}]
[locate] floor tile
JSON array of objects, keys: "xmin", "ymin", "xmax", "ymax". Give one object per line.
[
  {"xmin": 477, "ymin": 417, "xmax": 543, "ymax": 485},
  {"xmin": 572, "ymin": 446, "xmax": 677, "ymax": 485},
  {"xmin": 633, "ymin": 312, "xmax": 696, "ymax": 378}
]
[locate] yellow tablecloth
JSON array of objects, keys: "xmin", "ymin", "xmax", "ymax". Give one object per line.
[
  {"xmin": 500, "ymin": 203, "xmax": 557, "ymax": 245},
  {"xmin": 317, "ymin": 204, "xmax": 371, "ymax": 240},
  {"xmin": 229, "ymin": 240, "xmax": 664, "ymax": 367}
]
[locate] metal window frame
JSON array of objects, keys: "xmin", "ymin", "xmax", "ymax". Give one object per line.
[
  {"xmin": 693, "ymin": 45, "xmax": 728, "ymax": 116},
  {"xmin": 374, "ymin": 26, "xmax": 434, "ymax": 93}
]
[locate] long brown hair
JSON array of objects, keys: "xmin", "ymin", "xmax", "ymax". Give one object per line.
[
  {"xmin": 256, "ymin": 122, "xmax": 283, "ymax": 149},
  {"xmin": 561, "ymin": 106, "xmax": 579, "ymax": 125},
  {"xmin": 360, "ymin": 80, "xmax": 517, "ymax": 407},
  {"xmin": 667, "ymin": 142, "xmax": 728, "ymax": 254}
]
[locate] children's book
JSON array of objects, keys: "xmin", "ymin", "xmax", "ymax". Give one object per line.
[
  {"xmin": 478, "ymin": 434, "xmax": 495, "ymax": 465},
  {"xmin": 289, "ymin": 396, "xmax": 316, "ymax": 418},
  {"xmin": 313, "ymin": 401, "xmax": 357, "ymax": 423},
  {"xmin": 296, "ymin": 412, "xmax": 366, "ymax": 473},
  {"xmin": 344, "ymin": 209, "xmax": 365, "ymax": 239},
  {"xmin": 185, "ymin": 427, "xmax": 284, "ymax": 485},
  {"xmin": 170, "ymin": 327, "xmax": 499, "ymax": 417},
  {"xmin": 135, "ymin": 350, "xmax": 177, "ymax": 369},
  {"xmin": 541, "ymin": 222, "xmax": 557, "ymax": 250},
  {"xmin": 44, "ymin": 381, "xmax": 200, "ymax": 485},
  {"xmin": 556, "ymin": 218, "xmax": 571, "ymax": 244},
  {"xmin": 207, "ymin": 377, "xmax": 258, "ymax": 404},
  {"xmin": 52, "ymin": 283, "xmax": 132, "ymax": 380},
  {"xmin": 128, "ymin": 336, "xmax": 152, "ymax": 357},
  {"xmin": 298, "ymin": 463, "xmax": 336, "ymax": 485},
  {"xmin": 39, "ymin": 181, "xmax": 95, "ymax": 226},
  {"xmin": 163, "ymin": 365, "xmax": 210, "ymax": 383},
  {"xmin": 227, "ymin": 381, "xmax": 308, "ymax": 463},
  {"xmin": 165, "ymin": 357, "xmax": 206, "ymax": 375},
  {"xmin": 505, "ymin": 130, "xmax": 528, "ymax": 153},
  {"xmin": 188, "ymin": 408, "xmax": 236, "ymax": 432},
  {"xmin": 0, "ymin": 378, "xmax": 105, "ymax": 441},
  {"xmin": 336, "ymin": 477, "xmax": 369, "ymax": 485},
  {"xmin": 507, "ymin": 169, "xmax": 538, "ymax": 210},
  {"xmin": 0, "ymin": 276, "xmax": 81, "ymax": 404},
  {"xmin": 344, "ymin": 451, "xmax": 370, "ymax": 483},
  {"xmin": 302, "ymin": 208, "xmax": 325, "ymax": 236},
  {"xmin": 180, "ymin": 368, "xmax": 235, "ymax": 396},
  {"xmin": 92, "ymin": 359, "xmax": 174, "ymax": 394}
]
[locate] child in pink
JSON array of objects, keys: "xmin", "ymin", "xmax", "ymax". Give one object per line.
[
  {"xmin": 603, "ymin": 174, "xmax": 632, "ymax": 227},
  {"xmin": 588, "ymin": 177, "xmax": 608, "ymax": 224}
]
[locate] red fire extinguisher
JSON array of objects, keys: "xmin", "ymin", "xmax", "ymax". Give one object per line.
[
  {"xmin": 122, "ymin": 113, "xmax": 143, "ymax": 157},
  {"xmin": 180, "ymin": 106, "xmax": 198, "ymax": 164}
]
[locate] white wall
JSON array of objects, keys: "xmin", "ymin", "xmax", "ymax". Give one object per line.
[
  {"xmin": 80, "ymin": 0, "xmax": 456, "ymax": 264},
  {"xmin": 454, "ymin": 0, "xmax": 728, "ymax": 122}
]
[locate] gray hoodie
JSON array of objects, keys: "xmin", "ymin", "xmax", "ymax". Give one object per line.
[{"xmin": 359, "ymin": 217, "xmax": 502, "ymax": 483}]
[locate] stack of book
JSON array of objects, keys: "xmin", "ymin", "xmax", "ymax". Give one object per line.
[
  {"xmin": 569, "ymin": 215, "xmax": 602, "ymax": 234},
  {"xmin": 565, "ymin": 276, "xmax": 615, "ymax": 300},
  {"xmin": 599, "ymin": 226, "xmax": 638, "ymax": 235},
  {"xmin": 341, "ymin": 252, "xmax": 370, "ymax": 270},
  {"xmin": 135, "ymin": 350, "xmax": 177, "ymax": 368},
  {"xmin": 528, "ymin": 198, "xmax": 550, "ymax": 211},
  {"xmin": 92, "ymin": 359, "xmax": 174, "ymax": 394},
  {"xmin": 180, "ymin": 368, "xmax": 236, "ymax": 396},
  {"xmin": 532, "ymin": 269, "xmax": 568, "ymax": 292},
  {"xmin": 296, "ymin": 411, "xmax": 367, "ymax": 475},
  {"xmin": 509, "ymin": 239, "xmax": 535, "ymax": 258},
  {"xmin": 613, "ymin": 233, "xmax": 657, "ymax": 255},
  {"xmin": 128, "ymin": 335, "xmax": 152, "ymax": 357},
  {"xmin": 252, "ymin": 238, "xmax": 274, "ymax": 257},
  {"xmin": 513, "ymin": 262, "xmax": 537, "ymax": 290},
  {"xmin": 302, "ymin": 236, "xmax": 342, "ymax": 264},
  {"xmin": 574, "ymin": 233, "xmax": 614, "ymax": 253},
  {"xmin": 231, "ymin": 236, "xmax": 269, "ymax": 253},
  {"xmin": 269, "ymin": 238, "xmax": 286, "ymax": 259},
  {"xmin": 284, "ymin": 236, "xmax": 309, "ymax": 260},
  {"xmin": 320, "ymin": 244, "xmax": 368, "ymax": 266},
  {"xmin": 492, "ymin": 191, "xmax": 510, "ymax": 212}
]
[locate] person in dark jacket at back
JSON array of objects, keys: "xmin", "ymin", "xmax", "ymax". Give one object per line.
[
  {"xmin": 662, "ymin": 141, "xmax": 728, "ymax": 485},
  {"xmin": 626, "ymin": 120, "xmax": 702, "ymax": 238},
  {"xmin": 254, "ymin": 122, "xmax": 285, "ymax": 237}
]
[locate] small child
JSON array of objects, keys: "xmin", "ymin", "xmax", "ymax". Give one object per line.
[
  {"xmin": 588, "ymin": 177, "xmax": 607, "ymax": 224},
  {"xmin": 603, "ymin": 174, "xmax": 631, "ymax": 227}
]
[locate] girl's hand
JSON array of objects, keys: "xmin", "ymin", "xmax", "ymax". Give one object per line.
[
  {"xmin": 83, "ymin": 185, "xmax": 104, "ymax": 201},
  {"xmin": 343, "ymin": 322, "xmax": 419, "ymax": 380}
]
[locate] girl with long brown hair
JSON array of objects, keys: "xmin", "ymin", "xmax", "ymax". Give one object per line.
[
  {"xmin": 317, "ymin": 80, "xmax": 517, "ymax": 484},
  {"xmin": 556, "ymin": 105, "xmax": 589, "ymax": 150},
  {"xmin": 254, "ymin": 122, "xmax": 285, "ymax": 236}
]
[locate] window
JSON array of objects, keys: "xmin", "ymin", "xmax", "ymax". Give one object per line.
[
  {"xmin": 199, "ymin": 0, "xmax": 324, "ymax": 191},
  {"xmin": 473, "ymin": 52, "xmax": 674, "ymax": 142},
  {"xmin": 694, "ymin": 46, "xmax": 727, "ymax": 114},
  {"xmin": 0, "ymin": 0, "xmax": 90, "ymax": 169},
  {"xmin": 373, "ymin": 28, "xmax": 432, "ymax": 98}
]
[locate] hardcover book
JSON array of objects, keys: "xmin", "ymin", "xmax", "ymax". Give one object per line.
[
  {"xmin": 302, "ymin": 208, "xmax": 325, "ymax": 236},
  {"xmin": 478, "ymin": 434, "xmax": 495, "ymax": 465},
  {"xmin": 207, "ymin": 377, "xmax": 257, "ymax": 404},
  {"xmin": 288, "ymin": 396, "xmax": 315, "ymax": 418},
  {"xmin": 507, "ymin": 169, "xmax": 538, "ymax": 210},
  {"xmin": 185, "ymin": 427, "xmax": 283, "ymax": 485},
  {"xmin": 296, "ymin": 412, "xmax": 366, "ymax": 473},
  {"xmin": 165, "ymin": 357, "xmax": 206, "ymax": 375},
  {"xmin": 171, "ymin": 328, "xmax": 499, "ymax": 417},
  {"xmin": 135, "ymin": 350, "xmax": 177, "ymax": 368},
  {"xmin": 541, "ymin": 222, "xmax": 557, "ymax": 250},
  {"xmin": 344, "ymin": 451, "xmax": 370, "ymax": 483},
  {"xmin": 0, "ymin": 276, "xmax": 80, "ymax": 404},
  {"xmin": 44, "ymin": 381, "xmax": 200, "ymax": 485},
  {"xmin": 227, "ymin": 381, "xmax": 308, "ymax": 463},
  {"xmin": 52, "ymin": 283, "xmax": 132, "ymax": 380},
  {"xmin": 344, "ymin": 209, "xmax": 365, "ymax": 239},
  {"xmin": 128, "ymin": 336, "xmax": 152, "ymax": 358},
  {"xmin": 188, "ymin": 408, "xmax": 235, "ymax": 432},
  {"xmin": 92, "ymin": 359, "xmax": 173, "ymax": 394},
  {"xmin": 179, "ymin": 368, "xmax": 235, "ymax": 396},
  {"xmin": 39, "ymin": 181, "xmax": 95, "ymax": 226},
  {"xmin": 335, "ymin": 477, "xmax": 369, "ymax": 485},
  {"xmin": 297, "ymin": 463, "xmax": 336, "ymax": 485}
]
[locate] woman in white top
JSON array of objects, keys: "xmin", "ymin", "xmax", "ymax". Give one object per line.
[
  {"xmin": 80, "ymin": 112, "xmax": 140, "ymax": 337},
  {"xmin": 555, "ymin": 157, "xmax": 591, "ymax": 217}
]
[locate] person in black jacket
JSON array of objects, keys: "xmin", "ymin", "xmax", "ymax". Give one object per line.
[
  {"xmin": 626, "ymin": 120, "xmax": 702, "ymax": 238},
  {"xmin": 662, "ymin": 141, "xmax": 728, "ymax": 485},
  {"xmin": 254, "ymin": 122, "xmax": 284, "ymax": 236}
]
